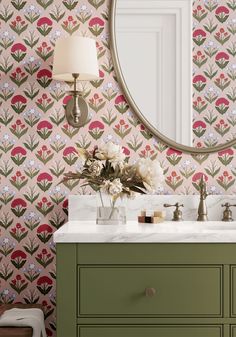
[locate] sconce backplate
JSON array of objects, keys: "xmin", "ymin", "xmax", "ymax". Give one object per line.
[{"xmin": 65, "ymin": 96, "xmax": 90, "ymax": 128}]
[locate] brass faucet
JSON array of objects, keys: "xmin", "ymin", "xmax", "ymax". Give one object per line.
[
  {"xmin": 197, "ymin": 176, "xmax": 209, "ymax": 221},
  {"xmin": 164, "ymin": 203, "xmax": 184, "ymax": 221},
  {"xmin": 222, "ymin": 203, "xmax": 236, "ymax": 222}
]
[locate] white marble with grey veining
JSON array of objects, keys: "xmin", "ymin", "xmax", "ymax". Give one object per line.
[
  {"xmin": 53, "ymin": 220, "xmax": 236, "ymax": 243},
  {"xmin": 52, "ymin": 195, "xmax": 236, "ymax": 243},
  {"xmin": 68, "ymin": 194, "xmax": 236, "ymax": 222}
]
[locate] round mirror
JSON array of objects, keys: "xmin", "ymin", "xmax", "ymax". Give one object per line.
[{"xmin": 110, "ymin": 0, "xmax": 236, "ymax": 154}]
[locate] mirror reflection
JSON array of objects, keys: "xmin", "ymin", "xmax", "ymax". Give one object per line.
[{"xmin": 115, "ymin": 0, "xmax": 236, "ymax": 149}]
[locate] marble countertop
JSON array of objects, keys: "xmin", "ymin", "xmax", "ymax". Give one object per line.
[{"xmin": 53, "ymin": 221, "xmax": 236, "ymax": 243}]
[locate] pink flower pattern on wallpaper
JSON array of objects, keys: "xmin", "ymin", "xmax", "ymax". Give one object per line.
[
  {"xmin": 192, "ymin": 0, "xmax": 236, "ymax": 147},
  {"xmin": 0, "ymin": 0, "xmax": 236, "ymax": 335}
]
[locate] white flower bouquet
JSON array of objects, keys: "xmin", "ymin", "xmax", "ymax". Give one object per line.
[{"xmin": 63, "ymin": 141, "xmax": 164, "ymax": 223}]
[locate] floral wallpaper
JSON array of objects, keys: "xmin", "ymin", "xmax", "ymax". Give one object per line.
[
  {"xmin": 193, "ymin": 0, "xmax": 236, "ymax": 147},
  {"xmin": 0, "ymin": 0, "xmax": 236, "ymax": 336}
]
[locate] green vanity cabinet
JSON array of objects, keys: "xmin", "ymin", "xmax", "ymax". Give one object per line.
[{"xmin": 56, "ymin": 243, "xmax": 236, "ymax": 337}]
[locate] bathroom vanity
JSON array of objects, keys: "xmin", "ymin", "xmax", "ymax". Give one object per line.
[{"xmin": 54, "ymin": 220, "xmax": 236, "ymax": 337}]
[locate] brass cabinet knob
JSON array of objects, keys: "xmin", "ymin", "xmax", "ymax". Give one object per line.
[{"xmin": 145, "ymin": 287, "xmax": 156, "ymax": 297}]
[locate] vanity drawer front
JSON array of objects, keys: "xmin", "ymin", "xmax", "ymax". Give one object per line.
[
  {"xmin": 78, "ymin": 266, "xmax": 222, "ymax": 317},
  {"xmin": 78, "ymin": 325, "xmax": 222, "ymax": 337}
]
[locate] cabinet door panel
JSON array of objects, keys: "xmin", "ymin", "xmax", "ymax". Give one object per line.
[
  {"xmin": 78, "ymin": 325, "xmax": 222, "ymax": 337},
  {"xmin": 78, "ymin": 266, "xmax": 222, "ymax": 317},
  {"xmin": 231, "ymin": 267, "xmax": 236, "ymax": 317},
  {"xmin": 232, "ymin": 325, "xmax": 236, "ymax": 337}
]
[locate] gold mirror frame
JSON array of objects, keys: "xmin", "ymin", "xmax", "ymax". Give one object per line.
[{"xmin": 110, "ymin": 0, "xmax": 236, "ymax": 154}]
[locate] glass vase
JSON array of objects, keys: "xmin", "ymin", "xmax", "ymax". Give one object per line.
[{"xmin": 96, "ymin": 192, "xmax": 126, "ymax": 225}]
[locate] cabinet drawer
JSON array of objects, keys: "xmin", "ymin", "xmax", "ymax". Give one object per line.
[
  {"xmin": 78, "ymin": 266, "xmax": 222, "ymax": 316},
  {"xmin": 78, "ymin": 325, "xmax": 222, "ymax": 337}
]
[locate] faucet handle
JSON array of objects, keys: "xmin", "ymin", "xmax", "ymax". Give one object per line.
[
  {"xmin": 221, "ymin": 203, "xmax": 236, "ymax": 222},
  {"xmin": 163, "ymin": 203, "xmax": 184, "ymax": 208},
  {"xmin": 163, "ymin": 203, "xmax": 184, "ymax": 221},
  {"xmin": 221, "ymin": 203, "xmax": 236, "ymax": 207}
]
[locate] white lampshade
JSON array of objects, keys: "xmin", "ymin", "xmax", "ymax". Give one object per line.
[{"xmin": 52, "ymin": 36, "xmax": 99, "ymax": 82}]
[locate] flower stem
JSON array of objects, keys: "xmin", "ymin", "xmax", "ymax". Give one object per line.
[
  {"xmin": 108, "ymin": 199, "xmax": 116, "ymax": 219},
  {"xmin": 99, "ymin": 190, "xmax": 104, "ymax": 207}
]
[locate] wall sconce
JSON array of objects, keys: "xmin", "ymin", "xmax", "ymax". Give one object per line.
[{"xmin": 52, "ymin": 36, "xmax": 99, "ymax": 128}]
